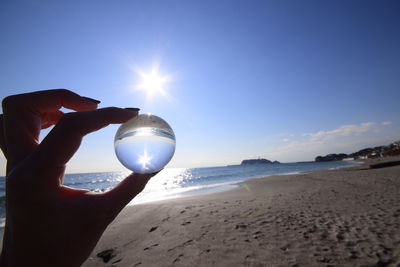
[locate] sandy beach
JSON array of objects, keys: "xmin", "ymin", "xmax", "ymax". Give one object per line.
[{"xmin": 83, "ymin": 158, "xmax": 400, "ymax": 267}]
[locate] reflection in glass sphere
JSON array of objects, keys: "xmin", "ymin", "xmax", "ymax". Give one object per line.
[{"xmin": 114, "ymin": 114, "xmax": 176, "ymax": 173}]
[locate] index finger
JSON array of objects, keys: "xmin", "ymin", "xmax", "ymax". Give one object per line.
[
  {"xmin": 2, "ymin": 89, "xmax": 100, "ymax": 171},
  {"xmin": 2, "ymin": 89, "xmax": 99, "ymax": 114},
  {"xmin": 33, "ymin": 107, "xmax": 139, "ymax": 181}
]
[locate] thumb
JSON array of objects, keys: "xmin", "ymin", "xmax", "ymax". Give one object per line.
[{"xmin": 100, "ymin": 172, "xmax": 157, "ymax": 216}]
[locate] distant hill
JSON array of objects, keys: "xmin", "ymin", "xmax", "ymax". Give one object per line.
[
  {"xmin": 241, "ymin": 158, "xmax": 280, "ymax": 165},
  {"xmin": 315, "ymin": 140, "xmax": 400, "ymax": 162}
]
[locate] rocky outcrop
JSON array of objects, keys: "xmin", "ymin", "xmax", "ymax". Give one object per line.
[{"xmin": 241, "ymin": 158, "xmax": 280, "ymax": 165}]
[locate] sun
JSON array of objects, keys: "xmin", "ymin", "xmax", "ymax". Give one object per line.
[{"xmin": 136, "ymin": 64, "xmax": 171, "ymax": 99}]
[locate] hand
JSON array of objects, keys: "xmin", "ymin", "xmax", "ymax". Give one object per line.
[{"xmin": 0, "ymin": 89, "xmax": 156, "ymax": 267}]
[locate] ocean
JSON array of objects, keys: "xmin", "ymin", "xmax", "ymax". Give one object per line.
[{"xmin": 0, "ymin": 160, "xmax": 358, "ymax": 233}]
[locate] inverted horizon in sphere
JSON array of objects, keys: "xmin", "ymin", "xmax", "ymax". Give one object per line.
[{"xmin": 114, "ymin": 114, "xmax": 176, "ymax": 173}]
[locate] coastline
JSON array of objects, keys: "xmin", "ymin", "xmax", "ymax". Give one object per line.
[
  {"xmin": 83, "ymin": 157, "xmax": 400, "ymax": 266},
  {"xmin": 129, "ymin": 160, "xmax": 359, "ymax": 206}
]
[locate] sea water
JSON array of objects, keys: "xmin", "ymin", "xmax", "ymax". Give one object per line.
[{"xmin": 114, "ymin": 114, "xmax": 176, "ymax": 173}]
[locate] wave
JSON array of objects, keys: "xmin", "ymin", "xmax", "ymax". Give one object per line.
[{"xmin": 0, "ymin": 195, "xmax": 5, "ymax": 228}]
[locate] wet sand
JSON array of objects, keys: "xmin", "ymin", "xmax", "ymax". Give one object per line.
[{"xmin": 83, "ymin": 158, "xmax": 400, "ymax": 266}]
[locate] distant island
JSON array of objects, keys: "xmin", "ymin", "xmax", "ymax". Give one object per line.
[
  {"xmin": 241, "ymin": 158, "xmax": 280, "ymax": 165},
  {"xmin": 315, "ymin": 140, "xmax": 400, "ymax": 162}
]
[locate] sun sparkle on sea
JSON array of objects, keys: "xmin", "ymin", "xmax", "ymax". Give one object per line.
[{"xmin": 127, "ymin": 168, "xmax": 191, "ymax": 205}]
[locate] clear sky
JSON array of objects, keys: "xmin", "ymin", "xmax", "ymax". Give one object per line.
[{"xmin": 1, "ymin": 0, "xmax": 399, "ymax": 175}]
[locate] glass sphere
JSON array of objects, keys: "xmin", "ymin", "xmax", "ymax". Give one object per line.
[{"xmin": 114, "ymin": 114, "xmax": 176, "ymax": 173}]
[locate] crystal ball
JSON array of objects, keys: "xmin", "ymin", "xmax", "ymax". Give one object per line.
[{"xmin": 114, "ymin": 114, "xmax": 176, "ymax": 173}]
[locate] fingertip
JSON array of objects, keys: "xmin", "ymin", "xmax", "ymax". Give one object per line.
[
  {"xmin": 82, "ymin": 96, "xmax": 101, "ymax": 104},
  {"xmin": 124, "ymin": 108, "xmax": 139, "ymax": 116},
  {"xmin": 79, "ymin": 97, "xmax": 99, "ymax": 111},
  {"xmin": 131, "ymin": 169, "xmax": 162, "ymax": 177},
  {"xmin": 54, "ymin": 90, "xmax": 100, "ymax": 111},
  {"xmin": 125, "ymin": 172, "xmax": 154, "ymax": 183},
  {"xmin": 96, "ymin": 107, "xmax": 139, "ymax": 124}
]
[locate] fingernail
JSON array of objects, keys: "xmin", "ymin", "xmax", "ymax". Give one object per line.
[
  {"xmin": 83, "ymin": 97, "xmax": 101, "ymax": 104},
  {"xmin": 125, "ymin": 107, "xmax": 140, "ymax": 111}
]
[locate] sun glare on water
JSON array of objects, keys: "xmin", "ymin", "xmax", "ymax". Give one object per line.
[{"xmin": 136, "ymin": 64, "xmax": 171, "ymax": 100}]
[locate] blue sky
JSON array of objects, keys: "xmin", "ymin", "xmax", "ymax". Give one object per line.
[{"xmin": 1, "ymin": 0, "xmax": 399, "ymax": 174}]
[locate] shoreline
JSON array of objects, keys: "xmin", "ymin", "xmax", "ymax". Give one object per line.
[
  {"xmin": 130, "ymin": 160, "xmax": 361, "ymax": 206},
  {"xmin": 83, "ymin": 157, "xmax": 400, "ymax": 266}
]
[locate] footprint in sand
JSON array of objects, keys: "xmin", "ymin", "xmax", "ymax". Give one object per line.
[
  {"xmin": 97, "ymin": 248, "xmax": 117, "ymax": 263},
  {"xmin": 149, "ymin": 226, "xmax": 158, "ymax": 232},
  {"xmin": 143, "ymin": 243, "xmax": 159, "ymax": 251}
]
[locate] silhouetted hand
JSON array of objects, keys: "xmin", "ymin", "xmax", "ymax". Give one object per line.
[{"xmin": 0, "ymin": 89, "xmax": 156, "ymax": 266}]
